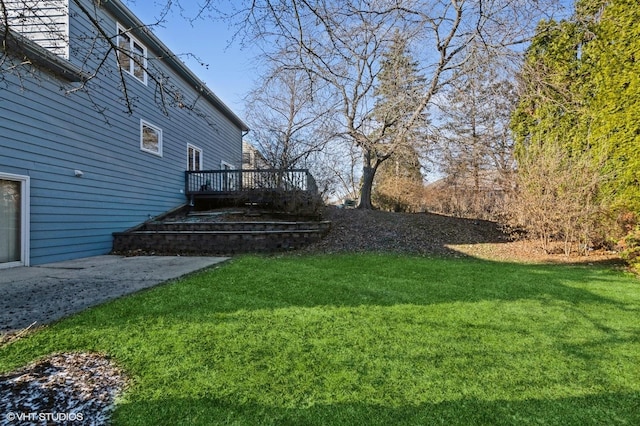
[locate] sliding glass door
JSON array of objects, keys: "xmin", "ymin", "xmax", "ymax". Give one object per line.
[{"xmin": 0, "ymin": 174, "xmax": 29, "ymax": 267}]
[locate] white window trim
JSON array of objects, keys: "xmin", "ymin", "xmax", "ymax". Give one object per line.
[
  {"xmin": 0, "ymin": 172, "xmax": 30, "ymax": 268},
  {"xmin": 116, "ymin": 23, "xmax": 148, "ymax": 85},
  {"xmin": 140, "ymin": 120, "xmax": 163, "ymax": 157},
  {"xmin": 221, "ymin": 161, "xmax": 234, "ymax": 170},
  {"xmin": 187, "ymin": 144, "xmax": 203, "ymax": 171}
]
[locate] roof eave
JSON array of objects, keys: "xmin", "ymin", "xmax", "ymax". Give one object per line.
[
  {"xmin": 102, "ymin": 0, "xmax": 249, "ymax": 132},
  {"xmin": 1, "ymin": 25, "xmax": 91, "ymax": 82}
]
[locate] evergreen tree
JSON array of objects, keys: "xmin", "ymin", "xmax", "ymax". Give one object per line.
[
  {"xmin": 510, "ymin": 0, "xmax": 640, "ymax": 250},
  {"xmin": 579, "ymin": 0, "xmax": 640, "ymax": 213},
  {"xmin": 510, "ymin": 18, "xmax": 586, "ymax": 157},
  {"xmin": 370, "ymin": 32, "xmax": 426, "ymax": 211}
]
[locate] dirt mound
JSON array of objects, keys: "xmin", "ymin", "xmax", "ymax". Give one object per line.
[
  {"xmin": 304, "ymin": 207, "xmax": 506, "ymax": 256},
  {"xmin": 304, "ymin": 207, "xmax": 621, "ymax": 264}
]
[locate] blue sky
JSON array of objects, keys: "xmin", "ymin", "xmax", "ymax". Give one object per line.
[
  {"xmin": 123, "ymin": 0, "xmax": 575, "ymax": 123},
  {"xmin": 124, "ymin": 1, "xmax": 258, "ymax": 118}
]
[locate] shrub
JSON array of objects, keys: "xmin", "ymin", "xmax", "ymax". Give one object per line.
[
  {"xmin": 504, "ymin": 141, "xmax": 610, "ymax": 256},
  {"xmin": 619, "ymin": 225, "xmax": 640, "ymax": 270}
]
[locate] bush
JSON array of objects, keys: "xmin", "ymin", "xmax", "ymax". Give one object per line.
[
  {"xmin": 505, "ymin": 141, "xmax": 610, "ymax": 256},
  {"xmin": 619, "ymin": 225, "xmax": 640, "ymax": 270},
  {"xmin": 372, "ymin": 175, "xmax": 424, "ymax": 212}
]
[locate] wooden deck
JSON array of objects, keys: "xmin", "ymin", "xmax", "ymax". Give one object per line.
[
  {"xmin": 186, "ymin": 169, "xmax": 316, "ymax": 194},
  {"xmin": 185, "ymin": 169, "xmax": 319, "ymax": 208}
]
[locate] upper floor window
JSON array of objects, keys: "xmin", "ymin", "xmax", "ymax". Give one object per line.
[
  {"xmin": 140, "ymin": 120, "xmax": 162, "ymax": 156},
  {"xmin": 242, "ymin": 152, "xmax": 252, "ymax": 165},
  {"xmin": 117, "ymin": 25, "xmax": 147, "ymax": 84}
]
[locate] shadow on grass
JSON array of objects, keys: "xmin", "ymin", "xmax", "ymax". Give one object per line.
[
  {"xmin": 113, "ymin": 391, "xmax": 640, "ymax": 426},
  {"xmin": 82, "ymin": 254, "xmax": 638, "ymax": 324},
  {"xmin": 2, "ymin": 254, "xmax": 639, "ymax": 426}
]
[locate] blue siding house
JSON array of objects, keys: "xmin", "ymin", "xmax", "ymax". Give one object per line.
[{"xmin": 0, "ymin": 0, "xmax": 248, "ymax": 267}]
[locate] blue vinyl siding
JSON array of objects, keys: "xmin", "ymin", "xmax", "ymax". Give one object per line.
[{"xmin": 0, "ymin": 0, "xmax": 244, "ymax": 265}]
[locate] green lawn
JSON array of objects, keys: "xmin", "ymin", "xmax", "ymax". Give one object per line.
[{"xmin": 2, "ymin": 254, "xmax": 640, "ymax": 425}]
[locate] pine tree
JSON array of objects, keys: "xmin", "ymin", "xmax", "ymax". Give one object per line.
[
  {"xmin": 370, "ymin": 32, "xmax": 426, "ymax": 211},
  {"xmin": 579, "ymin": 0, "xmax": 640, "ymax": 213},
  {"xmin": 509, "ymin": 0, "xmax": 640, "ymax": 250}
]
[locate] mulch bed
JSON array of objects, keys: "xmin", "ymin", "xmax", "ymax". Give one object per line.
[
  {"xmin": 302, "ymin": 206, "xmax": 508, "ymax": 256},
  {"xmin": 304, "ymin": 207, "xmax": 621, "ymax": 264},
  {"xmin": 0, "ymin": 353, "xmax": 126, "ymax": 426}
]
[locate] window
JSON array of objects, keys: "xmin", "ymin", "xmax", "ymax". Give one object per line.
[
  {"xmin": 242, "ymin": 152, "xmax": 251, "ymax": 165},
  {"xmin": 187, "ymin": 144, "xmax": 203, "ymax": 171},
  {"xmin": 117, "ymin": 25, "xmax": 147, "ymax": 84},
  {"xmin": 140, "ymin": 120, "xmax": 162, "ymax": 156}
]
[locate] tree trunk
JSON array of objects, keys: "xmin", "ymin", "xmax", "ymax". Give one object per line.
[
  {"xmin": 359, "ymin": 165, "xmax": 375, "ymax": 209},
  {"xmin": 358, "ymin": 151, "xmax": 380, "ymax": 209}
]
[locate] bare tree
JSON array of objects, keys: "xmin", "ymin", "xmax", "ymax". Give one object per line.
[
  {"xmin": 210, "ymin": 0, "xmax": 565, "ymax": 209},
  {"xmin": 290, "ymin": 139, "xmax": 358, "ymax": 202},
  {"xmin": 432, "ymin": 41, "xmax": 517, "ymax": 218},
  {"xmin": 244, "ymin": 63, "xmax": 338, "ymax": 169},
  {"xmin": 1, "ymin": 0, "xmax": 217, "ymax": 123}
]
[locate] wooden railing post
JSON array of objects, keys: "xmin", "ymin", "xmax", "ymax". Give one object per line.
[{"xmin": 185, "ymin": 168, "xmax": 318, "ymax": 197}]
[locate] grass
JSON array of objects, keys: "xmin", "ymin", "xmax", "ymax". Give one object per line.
[{"xmin": 1, "ymin": 254, "xmax": 640, "ymax": 425}]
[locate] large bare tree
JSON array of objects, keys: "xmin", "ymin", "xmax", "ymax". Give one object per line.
[
  {"xmin": 210, "ymin": 0, "xmax": 565, "ymax": 208},
  {"xmin": 244, "ymin": 63, "xmax": 339, "ymax": 169}
]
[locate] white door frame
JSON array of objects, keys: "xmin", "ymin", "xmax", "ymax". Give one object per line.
[{"xmin": 0, "ymin": 172, "xmax": 30, "ymax": 268}]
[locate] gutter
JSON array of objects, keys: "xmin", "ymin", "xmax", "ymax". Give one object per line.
[
  {"xmin": 0, "ymin": 25, "xmax": 91, "ymax": 83},
  {"xmin": 101, "ymin": 0, "xmax": 249, "ymax": 132}
]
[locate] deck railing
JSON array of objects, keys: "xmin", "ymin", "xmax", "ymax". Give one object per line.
[{"xmin": 185, "ymin": 169, "xmax": 318, "ymax": 196}]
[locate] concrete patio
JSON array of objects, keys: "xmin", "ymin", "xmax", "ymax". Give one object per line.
[{"xmin": 0, "ymin": 255, "xmax": 229, "ymax": 335}]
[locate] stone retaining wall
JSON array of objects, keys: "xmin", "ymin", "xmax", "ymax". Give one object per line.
[{"xmin": 112, "ymin": 221, "xmax": 331, "ymax": 255}]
